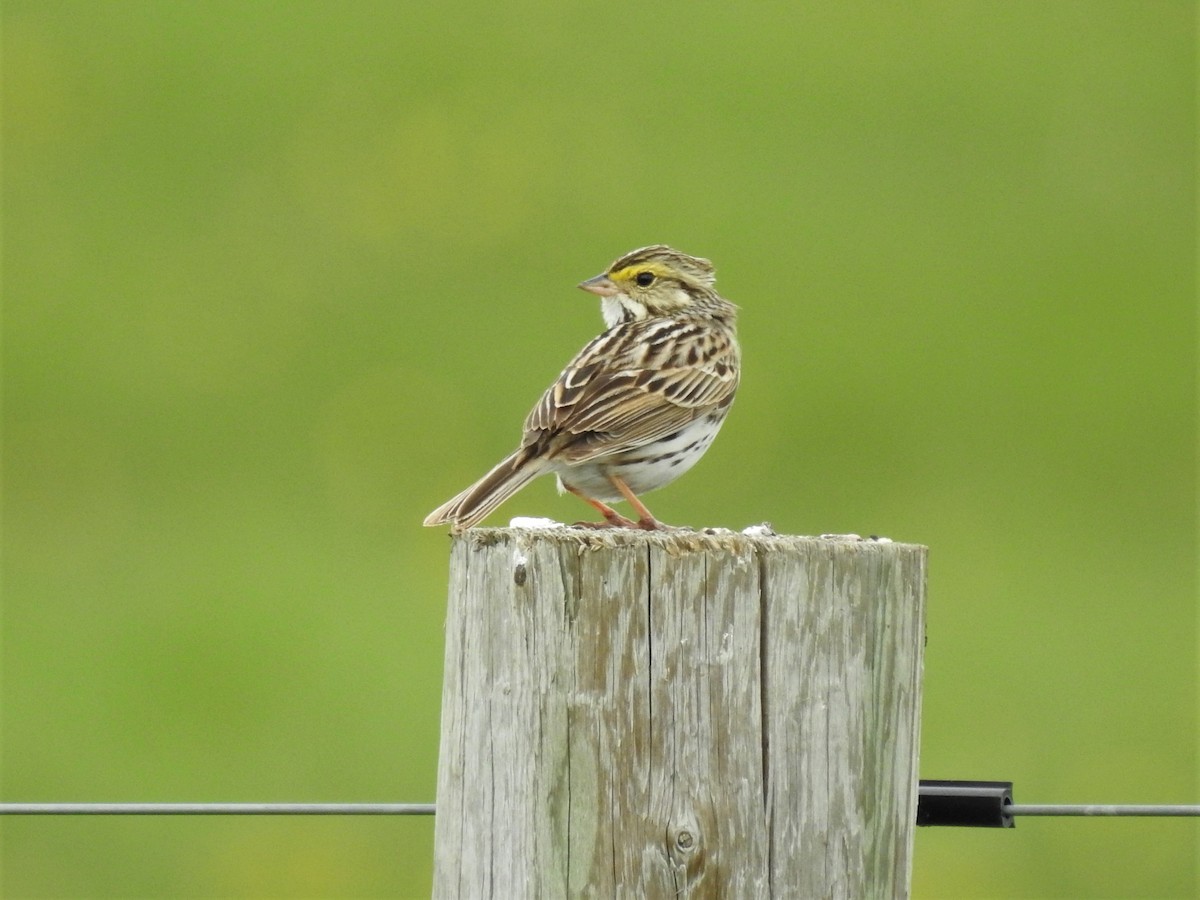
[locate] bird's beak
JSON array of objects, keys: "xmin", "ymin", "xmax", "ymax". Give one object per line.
[{"xmin": 578, "ymin": 274, "xmax": 619, "ymax": 297}]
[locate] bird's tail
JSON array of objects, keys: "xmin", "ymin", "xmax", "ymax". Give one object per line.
[{"xmin": 423, "ymin": 450, "xmax": 547, "ymax": 533}]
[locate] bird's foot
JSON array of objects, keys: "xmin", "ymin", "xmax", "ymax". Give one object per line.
[
  {"xmin": 572, "ymin": 512, "xmax": 637, "ymax": 529},
  {"xmin": 572, "ymin": 514, "xmax": 671, "ymax": 531}
]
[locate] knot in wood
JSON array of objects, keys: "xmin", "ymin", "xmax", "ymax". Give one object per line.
[{"xmin": 669, "ymin": 822, "xmax": 700, "ymax": 857}]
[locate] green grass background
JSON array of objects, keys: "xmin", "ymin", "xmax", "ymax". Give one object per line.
[{"xmin": 2, "ymin": 2, "xmax": 1194, "ymax": 897}]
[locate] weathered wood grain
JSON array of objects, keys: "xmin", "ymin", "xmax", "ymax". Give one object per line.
[{"xmin": 433, "ymin": 529, "xmax": 926, "ymax": 899}]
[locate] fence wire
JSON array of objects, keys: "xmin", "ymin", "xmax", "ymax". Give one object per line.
[{"xmin": 2, "ymin": 802, "xmax": 1197, "ymax": 816}]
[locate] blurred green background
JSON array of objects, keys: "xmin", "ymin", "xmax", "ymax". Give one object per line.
[{"xmin": 2, "ymin": 1, "xmax": 1194, "ymax": 897}]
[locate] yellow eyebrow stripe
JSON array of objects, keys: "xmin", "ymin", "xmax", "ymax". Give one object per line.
[{"xmin": 608, "ymin": 261, "xmax": 675, "ymax": 281}]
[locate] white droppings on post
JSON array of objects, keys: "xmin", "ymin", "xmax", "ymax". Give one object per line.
[{"xmin": 507, "ymin": 516, "xmax": 565, "ymax": 529}]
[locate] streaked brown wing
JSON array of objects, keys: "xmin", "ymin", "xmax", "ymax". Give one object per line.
[{"xmin": 522, "ymin": 319, "xmax": 739, "ymax": 463}]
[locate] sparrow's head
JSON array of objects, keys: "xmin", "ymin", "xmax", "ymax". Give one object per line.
[{"xmin": 579, "ymin": 245, "xmax": 730, "ymax": 327}]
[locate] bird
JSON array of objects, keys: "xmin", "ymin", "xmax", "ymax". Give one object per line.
[{"xmin": 423, "ymin": 245, "xmax": 740, "ymax": 533}]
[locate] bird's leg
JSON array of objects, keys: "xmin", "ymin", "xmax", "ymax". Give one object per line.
[
  {"xmin": 563, "ymin": 483, "xmax": 638, "ymax": 529},
  {"xmin": 607, "ymin": 475, "xmax": 664, "ymax": 531}
]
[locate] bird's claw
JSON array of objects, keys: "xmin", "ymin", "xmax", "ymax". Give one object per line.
[{"xmin": 571, "ymin": 515, "xmax": 670, "ymax": 531}]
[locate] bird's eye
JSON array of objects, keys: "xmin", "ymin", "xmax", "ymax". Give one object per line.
[{"xmin": 635, "ymin": 271, "xmax": 655, "ymax": 287}]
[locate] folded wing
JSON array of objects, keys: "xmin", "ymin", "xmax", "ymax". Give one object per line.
[{"xmin": 522, "ymin": 318, "xmax": 739, "ymax": 463}]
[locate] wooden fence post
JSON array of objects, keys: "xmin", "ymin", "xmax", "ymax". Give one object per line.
[{"xmin": 432, "ymin": 528, "xmax": 926, "ymax": 899}]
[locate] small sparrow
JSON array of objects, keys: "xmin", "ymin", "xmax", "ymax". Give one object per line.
[{"xmin": 424, "ymin": 245, "xmax": 740, "ymax": 533}]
